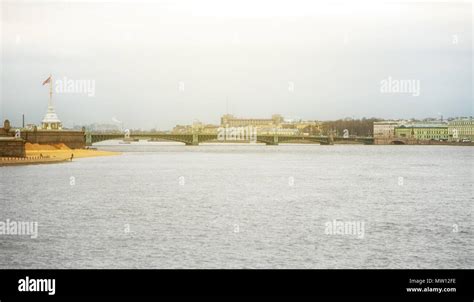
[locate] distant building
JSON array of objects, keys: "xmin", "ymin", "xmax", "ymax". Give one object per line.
[
  {"xmin": 448, "ymin": 118, "xmax": 473, "ymax": 142},
  {"xmin": 0, "ymin": 120, "xmax": 25, "ymax": 157},
  {"xmin": 172, "ymin": 125, "xmax": 192, "ymax": 134},
  {"xmin": 395, "ymin": 122, "xmax": 448, "ymax": 141},
  {"xmin": 0, "ymin": 119, "xmax": 11, "ymax": 136},
  {"xmin": 78, "ymin": 123, "xmax": 121, "ymax": 132},
  {"xmin": 293, "ymin": 121, "xmax": 322, "ymax": 136},
  {"xmin": 373, "ymin": 121, "xmax": 402, "ymax": 139},
  {"xmin": 41, "ymin": 99, "xmax": 62, "ymax": 130},
  {"xmin": 25, "ymin": 124, "xmax": 38, "ymax": 131},
  {"xmin": 201, "ymin": 124, "xmax": 219, "ymax": 134},
  {"xmin": 171, "ymin": 122, "xmax": 219, "ymax": 134},
  {"xmin": 373, "ymin": 120, "xmax": 406, "ymax": 144},
  {"xmin": 258, "ymin": 127, "xmax": 299, "ymax": 135},
  {"xmin": 41, "ymin": 109, "xmax": 62, "ymax": 130},
  {"xmin": 220, "ymin": 114, "xmax": 284, "ymax": 127}
]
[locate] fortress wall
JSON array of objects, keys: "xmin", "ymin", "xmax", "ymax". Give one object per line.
[
  {"xmin": 20, "ymin": 130, "xmax": 85, "ymax": 149},
  {"xmin": 0, "ymin": 139, "xmax": 26, "ymax": 157}
]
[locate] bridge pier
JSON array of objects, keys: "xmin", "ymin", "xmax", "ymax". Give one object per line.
[
  {"xmin": 85, "ymin": 133, "xmax": 92, "ymax": 146},
  {"xmin": 262, "ymin": 135, "xmax": 279, "ymax": 145},
  {"xmin": 261, "ymin": 136, "xmax": 279, "ymax": 145},
  {"xmin": 185, "ymin": 134, "xmax": 199, "ymax": 145},
  {"xmin": 328, "ymin": 133, "xmax": 334, "ymax": 145}
]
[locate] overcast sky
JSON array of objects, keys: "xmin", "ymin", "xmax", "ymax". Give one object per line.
[{"xmin": 0, "ymin": 0, "xmax": 472, "ymax": 130}]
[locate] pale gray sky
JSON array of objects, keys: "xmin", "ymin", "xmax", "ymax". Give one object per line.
[{"xmin": 0, "ymin": 0, "xmax": 472, "ymax": 129}]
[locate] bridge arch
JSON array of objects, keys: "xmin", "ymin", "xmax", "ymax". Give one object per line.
[
  {"xmin": 277, "ymin": 137, "xmax": 329, "ymax": 145},
  {"xmin": 391, "ymin": 140, "xmax": 406, "ymax": 145}
]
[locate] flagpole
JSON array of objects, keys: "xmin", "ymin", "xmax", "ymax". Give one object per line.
[{"xmin": 49, "ymin": 74, "xmax": 52, "ymax": 108}]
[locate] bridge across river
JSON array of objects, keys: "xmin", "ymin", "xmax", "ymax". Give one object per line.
[{"xmin": 86, "ymin": 132, "xmax": 374, "ymax": 146}]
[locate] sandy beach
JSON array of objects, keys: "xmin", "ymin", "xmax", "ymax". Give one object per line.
[{"xmin": 0, "ymin": 143, "xmax": 120, "ymax": 166}]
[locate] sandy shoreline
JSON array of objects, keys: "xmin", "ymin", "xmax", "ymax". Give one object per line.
[{"xmin": 0, "ymin": 143, "xmax": 120, "ymax": 166}]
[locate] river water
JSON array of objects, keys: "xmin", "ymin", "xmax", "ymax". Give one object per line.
[{"xmin": 0, "ymin": 142, "xmax": 472, "ymax": 268}]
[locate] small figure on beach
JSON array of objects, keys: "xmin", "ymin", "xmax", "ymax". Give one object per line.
[
  {"xmin": 40, "ymin": 153, "xmax": 43, "ymax": 158},
  {"xmin": 70, "ymin": 153, "xmax": 74, "ymax": 161}
]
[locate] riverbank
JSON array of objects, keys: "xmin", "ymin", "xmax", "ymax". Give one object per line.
[{"xmin": 0, "ymin": 143, "xmax": 120, "ymax": 166}]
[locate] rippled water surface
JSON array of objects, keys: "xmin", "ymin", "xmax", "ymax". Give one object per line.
[{"xmin": 1, "ymin": 143, "xmax": 473, "ymax": 268}]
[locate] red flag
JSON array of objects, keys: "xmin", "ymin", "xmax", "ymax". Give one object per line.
[{"xmin": 42, "ymin": 76, "xmax": 51, "ymax": 86}]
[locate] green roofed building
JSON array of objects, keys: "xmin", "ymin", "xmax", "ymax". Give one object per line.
[
  {"xmin": 448, "ymin": 118, "xmax": 473, "ymax": 142},
  {"xmin": 395, "ymin": 123, "xmax": 448, "ymax": 141}
]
